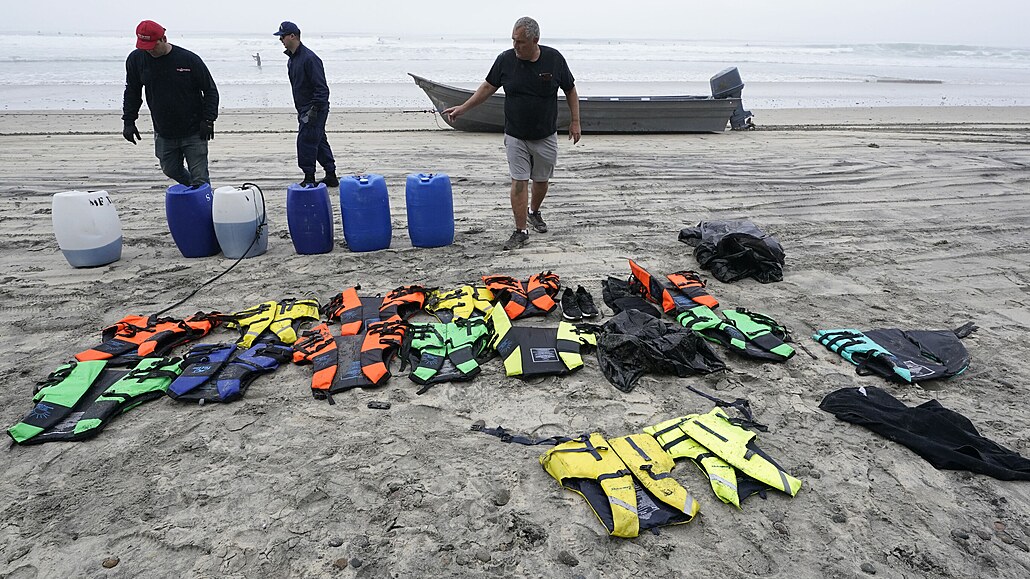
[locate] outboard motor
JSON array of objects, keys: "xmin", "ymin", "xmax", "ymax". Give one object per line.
[{"xmin": 710, "ymin": 67, "xmax": 754, "ymax": 130}]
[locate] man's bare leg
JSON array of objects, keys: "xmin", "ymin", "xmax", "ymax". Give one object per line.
[
  {"xmin": 530, "ymin": 180, "xmax": 548, "ymax": 213},
  {"xmin": 511, "ymin": 179, "xmax": 530, "ymax": 230}
]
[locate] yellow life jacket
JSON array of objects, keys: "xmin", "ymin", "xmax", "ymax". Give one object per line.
[
  {"xmin": 426, "ymin": 285, "xmax": 495, "ymax": 322},
  {"xmin": 487, "ymin": 305, "xmax": 596, "ymax": 377},
  {"xmin": 540, "ymin": 432, "xmax": 699, "ymax": 538},
  {"xmin": 228, "ymin": 298, "xmax": 321, "ymax": 347},
  {"xmin": 645, "ymin": 417, "xmax": 753, "ymax": 508},
  {"xmin": 646, "ymin": 409, "xmax": 801, "ymax": 506}
]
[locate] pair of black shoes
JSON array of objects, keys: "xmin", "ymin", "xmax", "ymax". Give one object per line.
[
  {"xmin": 301, "ymin": 171, "xmax": 340, "ymax": 188},
  {"xmin": 560, "ymin": 286, "xmax": 599, "ymax": 321}
]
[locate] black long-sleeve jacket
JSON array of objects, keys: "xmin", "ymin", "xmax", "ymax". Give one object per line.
[{"xmin": 122, "ymin": 45, "xmax": 219, "ymax": 138}]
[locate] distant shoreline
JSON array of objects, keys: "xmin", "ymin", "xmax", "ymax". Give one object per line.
[
  {"xmin": 873, "ymin": 78, "xmax": 944, "ymax": 84},
  {"xmin": 0, "ymin": 106, "xmax": 1027, "ymax": 137}
]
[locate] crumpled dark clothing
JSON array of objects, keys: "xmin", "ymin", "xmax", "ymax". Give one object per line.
[
  {"xmin": 819, "ymin": 386, "xmax": 1030, "ymax": 481},
  {"xmin": 679, "ymin": 220, "xmax": 785, "ymax": 283},
  {"xmin": 595, "ymin": 309, "xmax": 726, "ymax": 392},
  {"xmin": 601, "ymin": 276, "xmax": 660, "ymax": 318}
]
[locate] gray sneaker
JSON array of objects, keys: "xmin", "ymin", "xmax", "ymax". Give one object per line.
[
  {"xmin": 502, "ymin": 229, "xmax": 529, "ymax": 250},
  {"xmin": 527, "ymin": 210, "xmax": 548, "ymax": 233}
]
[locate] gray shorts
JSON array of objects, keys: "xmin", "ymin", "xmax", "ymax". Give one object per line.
[{"xmin": 504, "ymin": 133, "xmax": 558, "ymax": 181}]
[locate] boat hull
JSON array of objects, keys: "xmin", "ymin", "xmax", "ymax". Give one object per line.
[{"xmin": 409, "ymin": 73, "xmax": 739, "ymax": 134}]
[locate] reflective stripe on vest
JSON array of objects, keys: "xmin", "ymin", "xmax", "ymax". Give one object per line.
[
  {"xmin": 540, "ymin": 432, "xmax": 698, "ymax": 538},
  {"xmin": 679, "ymin": 408, "xmax": 802, "ymax": 497}
]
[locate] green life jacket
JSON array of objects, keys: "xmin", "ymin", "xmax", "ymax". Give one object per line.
[
  {"xmin": 487, "ymin": 306, "xmax": 596, "ymax": 378},
  {"xmin": 402, "ymin": 316, "xmax": 493, "ymax": 392},
  {"xmin": 676, "ymin": 305, "xmax": 794, "ymax": 362},
  {"xmin": 7, "ymin": 357, "xmax": 183, "ymax": 445},
  {"xmin": 540, "ymin": 432, "xmax": 700, "ymax": 538}
]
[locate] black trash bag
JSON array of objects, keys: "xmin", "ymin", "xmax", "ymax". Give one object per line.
[
  {"xmin": 601, "ymin": 276, "xmax": 660, "ymax": 318},
  {"xmin": 679, "ymin": 220, "xmax": 785, "ymax": 283},
  {"xmin": 596, "ymin": 309, "xmax": 726, "ymax": 392}
]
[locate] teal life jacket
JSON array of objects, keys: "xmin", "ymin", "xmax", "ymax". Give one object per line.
[{"xmin": 813, "ymin": 323, "xmax": 975, "ymax": 383}]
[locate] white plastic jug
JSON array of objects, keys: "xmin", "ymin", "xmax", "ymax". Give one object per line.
[
  {"xmin": 212, "ymin": 184, "xmax": 268, "ymax": 259},
  {"xmin": 52, "ymin": 190, "xmax": 122, "ymax": 267}
]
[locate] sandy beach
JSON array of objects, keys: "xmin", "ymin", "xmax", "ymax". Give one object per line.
[{"xmin": 1, "ymin": 106, "xmax": 1029, "ymax": 578}]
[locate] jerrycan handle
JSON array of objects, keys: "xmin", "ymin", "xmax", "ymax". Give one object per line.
[
  {"xmin": 419, "ymin": 173, "xmax": 434, "ymax": 182},
  {"xmin": 358, "ymin": 175, "xmax": 370, "ymax": 185}
]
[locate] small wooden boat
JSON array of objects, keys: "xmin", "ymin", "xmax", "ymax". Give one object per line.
[{"xmin": 409, "ymin": 73, "xmax": 746, "ymax": 134}]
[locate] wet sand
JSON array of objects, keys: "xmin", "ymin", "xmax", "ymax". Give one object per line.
[{"xmin": 1, "ymin": 107, "xmax": 1029, "ymax": 578}]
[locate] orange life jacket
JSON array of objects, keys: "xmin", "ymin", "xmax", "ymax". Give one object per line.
[
  {"xmin": 627, "ymin": 260, "xmax": 680, "ymax": 314},
  {"xmin": 75, "ymin": 312, "xmax": 219, "ymax": 363},
  {"xmin": 666, "ymin": 270, "xmax": 719, "ymax": 309},
  {"xmin": 293, "ymin": 320, "xmax": 406, "ymax": 403},
  {"xmin": 482, "ymin": 272, "xmax": 560, "ymax": 320},
  {"xmin": 292, "ymin": 323, "xmax": 338, "ymax": 395},
  {"xmin": 358, "ymin": 320, "xmax": 407, "ymax": 385},
  {"xmin": 379, "ymin": 285, "xmax": 428, "ymax": 324},
  {"xmin": 323, "ymin": 286, "xmax": 383, "ymax": 336}
]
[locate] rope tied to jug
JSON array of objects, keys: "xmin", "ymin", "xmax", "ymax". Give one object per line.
[{"xmin": 153, "ymin": 183, "xmax": 267, "ymax": 317}]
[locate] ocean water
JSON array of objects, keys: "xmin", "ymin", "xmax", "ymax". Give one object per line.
[{"xmin": 1, "ymin": 33, "xmax": 1029, "ymax": 110}]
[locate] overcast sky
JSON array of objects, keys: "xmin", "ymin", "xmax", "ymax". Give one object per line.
[{"xmin": 6, "ymin": 0, "xmax": 1029, "ymax": 47}]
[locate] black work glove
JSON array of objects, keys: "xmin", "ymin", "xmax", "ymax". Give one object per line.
[
  {"xmin": 300, "ymin": 105, "xmax": 321, "ymax": 124},
  {"xmin": 122, "ymin": 122, "xmax": 141, "ymax": 144},
  {"xmin": 205, "ymin": 120, "xmax": 215, "ymax": 141}
]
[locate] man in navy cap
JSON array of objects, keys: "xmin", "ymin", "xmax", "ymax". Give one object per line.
[
  {"xmin": 122, "ymin": 20, "xmax": 219, "ymax": 187},
  {"xmin": 275, "ymin": 21, "xmax": 338, "ymax": 187}
]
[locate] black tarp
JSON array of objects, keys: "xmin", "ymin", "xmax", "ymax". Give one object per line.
[
  {"xmin": 679, "ymin": 220, "xmax": 785, "ymax": 283},
  {"xmin": 819, "ymin": 386, "xmax": 1030, "ymax": 481},
  {"xmin": 595, "ymin": 309, "xmax": 726, "ymax": 392}
]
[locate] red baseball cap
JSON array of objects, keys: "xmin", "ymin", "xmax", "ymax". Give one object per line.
[{"xmin": 136, "ymin": 20, "xmax": 166, "ymax": 50}]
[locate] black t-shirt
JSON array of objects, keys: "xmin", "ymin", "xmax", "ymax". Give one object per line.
[
  {"xmin": 122, "ymin": 45, "xmax": 219, "ymax": 138},
  {"xmin": 486, "ymin": 46, "xmax": 574, "ymax": 140}
]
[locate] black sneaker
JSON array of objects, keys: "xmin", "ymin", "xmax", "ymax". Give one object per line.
[
  {"xmin": 502, "ymin": 229, "xmax": 529, "ymax": 251},
  {"xmin": 527, "ymin": 210, "xmax": 548, "ymax": 233},
  {"xmin": 321, "ymin": 171, "xmax": 340, "ymax": 187},
  {"xmin": 301, "ymin": 173, "xmax": 317, "ymax": 187},
  {"xmin": 560, "ymin": 288, "xmax": 583, "ymax": 320},
  {"xmin": 576, "ymin": 286, "xmax": 599, "ymax": 318}
]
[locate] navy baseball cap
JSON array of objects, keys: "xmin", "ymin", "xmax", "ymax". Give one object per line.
[{"xmin": 274, "ymin": 22, "xmax": 300, "ymax": 36}]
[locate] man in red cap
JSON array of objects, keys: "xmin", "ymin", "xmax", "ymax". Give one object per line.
[{"xmin": 122, "ymin": 20, "xmax": 219, "ymax": 187}]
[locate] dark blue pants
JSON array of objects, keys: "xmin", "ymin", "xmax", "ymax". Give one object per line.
[{"xmin": 297, "ymin": 108, "xmax": 336, "ymax": 175}]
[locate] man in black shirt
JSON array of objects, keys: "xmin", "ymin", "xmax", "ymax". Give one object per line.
[
  {"xmin": 122, "ymin": 20, "xmax": 219, "ymax": 187},
  {"xmin": 444, "ymin": 17, "xmax": 580, "ymax": 251}
]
